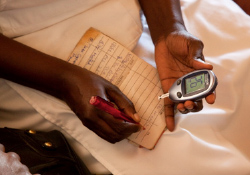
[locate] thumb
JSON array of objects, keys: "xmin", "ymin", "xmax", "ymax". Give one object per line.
[
  {"xmin": 188, "ymin": 36, "xmax": 212, "ymax": 70},
  {"xmin": 192, "ymin": 58, "xmax": 213, "ymax": 70},
  {"xmin": 107, "ymin": 89, "xmax": 141, "ymax": 122}
]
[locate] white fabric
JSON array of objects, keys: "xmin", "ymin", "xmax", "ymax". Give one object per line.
[
  {"xmin": 0, "ymin": 0, "xmax": 108, "ymax": 38},
  {"xmin": 12, "ymin": 0, "xmax": 141, "ymax": 55},
  {"xmin": 1, "ymin": 0, "xmax": 250, "ymax": 175}
]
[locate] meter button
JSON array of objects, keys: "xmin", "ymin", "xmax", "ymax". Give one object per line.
[
  {"xmin": 177, "ymin": 79, "xmax": 181, "ymax": 85},
  {"xmin": 177, "ymin": 92, "xmax": 182, "ymax": 98}
]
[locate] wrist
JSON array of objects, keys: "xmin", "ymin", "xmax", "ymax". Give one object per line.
[
  {"xmin": 56, "ymin": 63, "xmax": 83, "ymax": 100},
  {"xmin": 139, "ymin": 0, "xmax": 187, "ymax": 45},
  {"xmin": 153, "ymin": 21, "xmax": 186, "ymax": 45}
]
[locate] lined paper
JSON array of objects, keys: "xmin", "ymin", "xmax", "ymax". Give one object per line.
[{"xmin": 67, "ymin": 28, "xmax": 166, "ymax": 149}]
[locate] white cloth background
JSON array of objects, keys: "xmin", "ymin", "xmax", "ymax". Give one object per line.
[{"xmin": 1, "ymin": 0, "xmax": 250, "ymax": 174}]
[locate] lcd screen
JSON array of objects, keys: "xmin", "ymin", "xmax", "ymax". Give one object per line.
[{"xmin": 185, "ymin": 73, "xmax": 205, "ymax": 94}]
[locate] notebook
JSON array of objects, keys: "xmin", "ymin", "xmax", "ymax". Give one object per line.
[{"xmin": 67, "ymin": 28, "xmax": 166, "ymax": 149}]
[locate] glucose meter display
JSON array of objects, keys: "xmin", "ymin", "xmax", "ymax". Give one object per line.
[
  {"xmin": 185, "ymin": 73, "xmax": 205, "ymax": 94},
  {"xmin": 159, "ymin": 69, "xmax": 217, "ymax": 102}
]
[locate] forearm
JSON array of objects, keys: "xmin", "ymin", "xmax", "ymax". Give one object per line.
[
  {"xmin": 0, "ymin": 35, "xmax": 142, "ymax": 142},
  {"xmin": 0, "ymin": 34, "xmax": 77, "ymax": 99},
  {"xmin": 138, "ymin": 0, "xmax": 186, "ymax": 44}
]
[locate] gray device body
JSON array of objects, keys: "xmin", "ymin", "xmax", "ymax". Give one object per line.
[{"xmin": 168, "ymin": 69, "xmax": 218, "ymax": 102}]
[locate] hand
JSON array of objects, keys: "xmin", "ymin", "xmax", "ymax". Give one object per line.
[
  {"xmin": 61, "ymin": 66, "xmax": 141, "ymax": 143},
  {"xmin": 0, "ymin": 34, "xmax": 140, "ymax": 144},
  {"xmin": 155, "ymin": 30, "xmax": 216, "ymax": 131},
  {"xmin": 0, "ymin": 144, "xmax": 33, "ymax": 175},
  {"xmin": 233, "ymin": 0, "xmax": 250, "ymax": 15}
]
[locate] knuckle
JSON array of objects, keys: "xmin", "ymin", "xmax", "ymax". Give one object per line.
[
  {"xmin": 164, "ymin": 103, "xmax": 175, "ymax": 109},
  {"xmin": 108, "ymin": 84, "xmax": 120, "ymax": 93},
  {"xmin": 180, "ymin": 109, "xmax": 189, "ymax": 114},
  {"xmin": 108, "ymin": 134, "xmax": 123, "ymax": 143},
  {"xmin": 8, "ymin": 152, "xmax": 20, "ymax": 161}
]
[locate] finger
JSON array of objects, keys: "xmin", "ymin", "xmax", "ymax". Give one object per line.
[
  {"xmin": 187, "ymin": 38, "xmax": 213, "ymax": 70},
  {"xmin": 188, "ymin": 37, "xmax": 204, "ymax": 60},
  {"xmin": 92, "ymin": 107, "xmax": 140, "ymax": 141},
  {"xmin": 106, "ymin": 87, "xmax": 140, "ymax": 122},
  {"xmin": 85, "ymin": 115, "xmax": 124, "ymax": 143},
  {"xmin": 177, "ymin": 103, "xmax": 189, "ymax": 114},
  {"xmin": 184, "ymin": 100, "xmax": 203, "ymax": 112},
  {"xmin": 164, "ymin": 98, "xmax": 175, "ymax": 131},
  {"xmin": 82, "ymin": 104, "xmax": 123, "ymax": 143},
  {"xmin": 0, "ymin": 144, "xmax": 5, "ymax": 152},
  {"xmin": 205, "ymin": 91, "xmax": 216, "ymax": 104},
  {"xmin": 100, "ymin": 111, "xmax": 140, "ymax": 135},
  {"xmin": 192, "ymin": 58, "xmax": 213, "ymax": 70},
  {"xmin": 88, "ymin": 94, "xmax": 140, "ymax": 143},
  {"xmin": 8, "ymin": 152, "xmax": 21, "ymax": 161}
]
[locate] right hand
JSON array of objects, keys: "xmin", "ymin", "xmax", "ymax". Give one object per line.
[
  {"xmin": 154, "ymin": 30, "xmax": 216, "ymax": 131},
  {"xmin": 60, "ymin": 66, "xmax": 141, "ymax": 143}
]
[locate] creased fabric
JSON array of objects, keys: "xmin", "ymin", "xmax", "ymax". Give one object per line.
[{"xmin": 1, "ymin": 0, "xmax": 250, "ymax": 174}]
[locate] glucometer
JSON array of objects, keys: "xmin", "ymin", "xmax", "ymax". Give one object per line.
[{"xmin": 158, "ymin": 69, "xmax": 218, "ymax": 102}]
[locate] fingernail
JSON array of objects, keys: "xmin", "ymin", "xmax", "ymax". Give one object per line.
[
  {"xmin": 195, "ymin": 58, "xmax": 211, "ymax": 65},
  {"xmin": 133, "ymin": 113, "xmax": 140, "ymax": 122},
  {"xmin": 179, "ymin": 108, "xmax": 186, "ymax": 112},
  {"xmin": 186, "ymin": 105, "xmax": 193, "ymax": 110},
  {"xmin": 138, "ymin": 124, "xmax": 145, "ymax": 131}
]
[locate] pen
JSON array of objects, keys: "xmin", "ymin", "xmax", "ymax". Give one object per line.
[{"xmin": 89, "ymin": 96, "xmax": 139, "ymax": 124}]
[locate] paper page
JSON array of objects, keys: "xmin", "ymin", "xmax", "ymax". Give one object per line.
[{"xmin": 67, "ymin": 28, "xmax": 166, "ymax": 149}]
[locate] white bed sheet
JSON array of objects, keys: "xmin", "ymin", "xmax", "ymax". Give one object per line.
[{"xmin": 1, "ymin": 0, "xmax": 250, "ymax": 174}]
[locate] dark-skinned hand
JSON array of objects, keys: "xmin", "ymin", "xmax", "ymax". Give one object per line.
[
  {"xmin": 61, "ymin": 66, "xmax": 141, "ymax": 143},
  {"xmin": 155, "ymin": 30, "xmax": 216, "ymax": 131}
]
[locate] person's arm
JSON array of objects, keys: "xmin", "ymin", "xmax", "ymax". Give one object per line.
[
  {"xmin": 138, "ymin": 0, "xmax": 185, "ymax": 44},
  {"xmin": 233, "ymin": 0, "xmax": 250, "ymax": 15},
  {"xmin": 0, "ymin": 34, "xmax": 141, "ymax": 143},
  {"xmin": 138, "ymin": 0, "xmax": 216, "ymax": 131}
]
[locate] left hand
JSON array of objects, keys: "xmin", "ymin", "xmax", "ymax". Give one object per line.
[{"xmin": 155, "ymin": 30, "xmax": 216, "ymax": 131}]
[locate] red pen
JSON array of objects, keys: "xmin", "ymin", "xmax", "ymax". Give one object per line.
[{"xmin": 89, "ymin": 96, "xmax": 139, "ymax": 124}]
